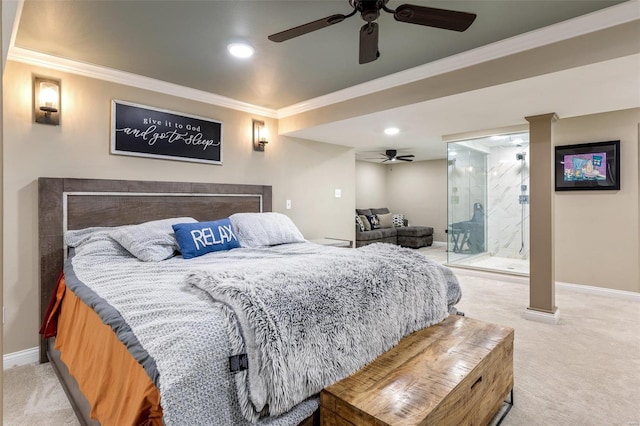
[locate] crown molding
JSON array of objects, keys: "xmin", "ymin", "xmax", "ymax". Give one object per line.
[
  {"xmin": 8, "ymin": 1, "xmax": 638, "ymax": 120},
  {"xmin": 7, "ymin": 47, "xmax": 278, "ymax": 118},
  {"xmin": 276, "ymin": 0, "xmax": 640, "ymax": 118}
]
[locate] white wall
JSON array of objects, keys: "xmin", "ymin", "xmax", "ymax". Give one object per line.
[
  {"xmin": 2, "ymin": 60, "xmax": 356, "ymax": 354},
  {"xmin": 386, "ymin": 159, "xmax": 448, "ymax": 242},
  {"xmin": 355, "ymin": 160, "xmax": 388, "ymax": 209}
]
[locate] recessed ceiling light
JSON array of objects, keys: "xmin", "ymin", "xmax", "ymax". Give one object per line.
[
  {"xmin": 384, "ymin": 127, "xmax": 400, "ymax": 135},
  {"xmin": 227, "ymin": 43, "xmax": 254, "ymax": 59}
]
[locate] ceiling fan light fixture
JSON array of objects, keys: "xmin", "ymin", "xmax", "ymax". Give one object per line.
[
  {"xmin": 384, "ymin": 127, "xmax": 400, "ymax": 135},
  {"xmin": 227, "ymin": 43, "xmax": 254, "ymax": 59}
]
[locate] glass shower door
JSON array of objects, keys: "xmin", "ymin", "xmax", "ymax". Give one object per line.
[
  {"xmin": 446, "ymin": 133, "xmax": 530, "ymax": 275},
  {"xmin": 447, "ymin": 145, "xmax": 487, "ymax": 265}
]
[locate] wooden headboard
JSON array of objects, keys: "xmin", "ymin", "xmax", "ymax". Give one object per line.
[{"xmin": 38, "ymin": 177, "xmax": 272, "ymax": 362}]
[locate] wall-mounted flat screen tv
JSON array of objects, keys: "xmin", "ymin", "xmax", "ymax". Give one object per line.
[{"xmin": 555, "ymin": 140, "xmax": 620, "ymax": 191}]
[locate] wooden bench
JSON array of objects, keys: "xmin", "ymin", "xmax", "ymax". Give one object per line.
[{"xmin": 320, "ymin": 315, "xmax": 514, "ymax": 426}]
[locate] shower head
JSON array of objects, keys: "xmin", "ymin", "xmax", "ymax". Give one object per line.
[{"xmin": 516, "ymin": 152, "xmax": 526, "ymax": 160}]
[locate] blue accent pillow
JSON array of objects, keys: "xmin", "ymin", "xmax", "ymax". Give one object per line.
[
  {"xmin": 172, "ymin": 219, "xmax": 241, "ymax": 259},
  {"xmin": 366, "ymin": 214, "xmax": 380, "ymax": 230}
]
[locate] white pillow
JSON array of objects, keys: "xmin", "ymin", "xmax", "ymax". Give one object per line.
[
  {"xmin": 392, "ymin": 214, "xmax": 405, "ymax": 227},
  {"xmin": 110, "ymin": 217, "xmax": 197, "ymax": 262},
  {"xmin": 229, "ymin": 212, "xmax": 305, "ymax": 248}
]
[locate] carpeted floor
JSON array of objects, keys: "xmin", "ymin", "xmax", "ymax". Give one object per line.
[
  {"xmin": 4, "ymin": 247, "xmax": 640, "ymax": 425},
  {"xmin": 3, "ymin": 362, "xmax": 78, "ymax": 425}
]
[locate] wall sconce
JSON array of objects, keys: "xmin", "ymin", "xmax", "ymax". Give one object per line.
[
  {"xmin": 34, "ymin": 76, "xmax": 61, "ymax": 125},
  {"xmin": 252, "ymin": 119, "xmax": 268, "ymax": 151}
]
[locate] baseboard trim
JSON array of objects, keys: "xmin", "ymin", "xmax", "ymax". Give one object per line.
[
  {"xmin": 3, "ymin": 346, "xmax": 39, "ymax": 370},
  {"xmin": 449, "ymin": 266, "xmax": 530, "ymax": 284},
  {"xmin": 556, "ymin": 281, "xmax": 639, "ymax": 301},
  {"xmin": 524, "ymin": 307, "xmax": 561, "ymax": 324},
  {"xmin": 431, "ymin": 241, "xmax": 447, "ymax": 248},
  {"xmin": 449, "ymin": 267, "xmax": 639, "ymax": 300}
]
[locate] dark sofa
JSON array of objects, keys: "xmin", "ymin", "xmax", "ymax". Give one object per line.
[{"xmin": 355, "ymin": 208, "xmax": 433, "ymax": 249}]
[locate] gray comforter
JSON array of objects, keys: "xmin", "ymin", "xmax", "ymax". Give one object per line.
[
  {"xmin": 186, "ymin": 243, "xmax": 460, "ymax": 419},
  {"xmin": 66, "ymin": 241, "xmax": 461, "ymax": 425}
]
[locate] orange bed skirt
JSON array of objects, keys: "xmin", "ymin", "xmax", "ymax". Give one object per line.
[{"xmin": 54, "ymin": 277, "xmax": 163, "ymax": 425}]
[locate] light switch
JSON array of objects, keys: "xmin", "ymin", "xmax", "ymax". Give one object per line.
[
  {"xmin": 286, "ymin": 199, "xmax": 291, "ymax": 209},
  {"xmin": 335, "ymin": 189, "xmax": 342, "ymax": 198}
]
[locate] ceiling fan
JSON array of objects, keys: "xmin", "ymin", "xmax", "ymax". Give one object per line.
[
  {"xmin": 268, "ymin": 0, "xmax": 476, "ymax": 64},
  {"xmin": 376, "ymin": 149, "xmax": 415, "ymax": 162}
]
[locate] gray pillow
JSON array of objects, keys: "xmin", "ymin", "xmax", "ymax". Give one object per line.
[
  {"xmin": 65, "ymin": 227, "xmax": 131, "ymax": 258},
  {"xmin": 110, "ymin": 217, "xmax": 197, "ymax": 262},
  {"xmin": 229, "ymin": 212, "xmax": 305, "ymax": 248},
  {"xmin": 371, "ymin": 208, "xmax": 390, "ymax": 215},
  {"xmin": 378, "ymin": 212, "xmax": 394, "ymax": 229},
  {"xmin": 356, "ymin": 209, "xmax": 372, "ymax": 216}
]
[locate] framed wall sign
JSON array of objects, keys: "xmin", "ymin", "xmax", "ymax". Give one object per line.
[
  {"xmin": 111, "ymin": 100, "xmax": 223, "ymax": 164},
  {"xmin": 554, "ymin": 140, "xmax": 620, "ymax": 191}
]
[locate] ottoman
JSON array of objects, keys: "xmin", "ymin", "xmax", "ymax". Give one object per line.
[{"xmin": 396, "ymin": 226, "xmax": 434, "ymax": 249}]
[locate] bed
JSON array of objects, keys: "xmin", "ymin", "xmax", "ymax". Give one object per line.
[{"xmin": 38, "ymin": 177, "xmax": 462, "ymax": 426}]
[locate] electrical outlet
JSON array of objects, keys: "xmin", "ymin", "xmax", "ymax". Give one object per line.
[
  {"xmin": 286, "ymin": 199, "xmax": 291, "ymax": 210},
  {"xmin": 335, "ymin": 189, "xmax": 341, "ymax": 198}
]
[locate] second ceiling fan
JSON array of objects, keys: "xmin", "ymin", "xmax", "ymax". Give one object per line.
[
  {"xmin": 268, "ymin": 0, "xmax": 477, "ymax": 64},
  {"xmin": 380, "ymin": 149, "xmax": 414, "ymax": 162}
]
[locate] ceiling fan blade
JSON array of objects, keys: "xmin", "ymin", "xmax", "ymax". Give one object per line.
[
  {"xmin": 396, "ymin": 154, "xmax": 415, "ymax": 159},
  {"xmin": 398, "ymin": 158, "xmax": 414, "ymax": 162},
  {"xmin": 268, "ymin": 14, "xmax": 347, "ymax": 42},
  {"xmin": 393, "ymin": 4, "xmax": 476, "ymax": 32},
  {"xmin": 359, "ymin": 22, "xmax": 380, "ymax": 64}
]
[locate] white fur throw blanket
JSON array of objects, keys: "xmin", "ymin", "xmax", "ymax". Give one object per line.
[{"xmin": 185, "ymin": 243, "xmax": 459, "ymax": 421}]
